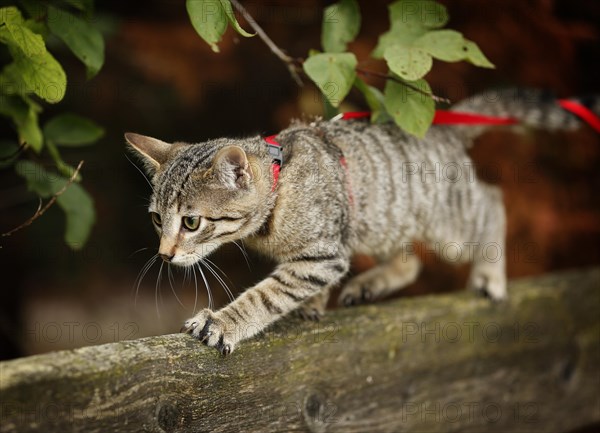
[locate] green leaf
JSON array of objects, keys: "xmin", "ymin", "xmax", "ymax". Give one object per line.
[
  {"xmin": 322, "ymin": 97, "xmax": 339, "ymax": 120},
  {"xmin": 18, "ymin": 1, "xmax": 48, "ymax": 20},
  {"xmin": 0, "ymin": 7, "xmax": 45, "ymax": 57},
  {"xmin": 413, "ymin": 31, "xmax": 495, "ymax": 68},
  {"xmin": 57, "ymin": 181, "xmax": 95, "ymax": 249},
  {"xmin": 384, "ymin": 45, "xmax": 432, "ymax": 80},
  {"xmin": 46, "ymin": 140, "xmax": 82, "ymax": 180},
  {"xmin": 218, "ymin": 0, "xmax": 255, "ymax": 37},
  {"xmin": 15, "ymin": 160, "xmax": 95, "ymax": 249},
  {"xmin": 23, "ymin": 18, "xmax": 50, "ymax": 38},
  {"xmin": 60, "ymin": 0, "xmax": 95, "ymax": 14},
  {"xmin": 321, "ymin": 0, "xmax": 361, "ymax": 53},
  {"xmin": 43, "ymin": 113, "xmax": 104, "ymax": 146},
  {"xmin": 415, "ymin": 30, "xmax": 466, "ymax": 62},
  {"xmin": 0, "ymin": 94, "xmax": 43, "ymax": 151},
  {"xmin": 0, "ymin": 20, "xmax": 67, "ymax": 104},
  {"xmin": 396, "ymin": 0, "xmax": 448, "ymax": 29},
  {"xmin": 353, "ymin": 78, "xmax": 391, "ymax": 123},
  {"xmin": 0, "ymin": 140, "xmax": 21, "ymax": 169},
  {"xmin": 373, "ymin": 0, "xmax": 447, "ymax": 58},
  {"xmin": 9, "ymin": 46, "xmax": 67, "ymax": 103},
  {"xmin": 15, "ymin": 160, "xmax": 56, "ymax": 197},
  {"xmin": 384, "ymin": 78, "xmax": 435, "ymax": 138},
  {"xmin": 372, "ymin": 28, "xmax": 421, "ymax": 59},
  {"xmin": 463, "ymin": 40, "xmax": 495, "ymax": 68},
  {"xmin": 303, "ymin": 52, "xmax": 357, "ymax": 107},
  {"xmin": 47, "ymin": 6, "xmax": 105, "ymax": 78},
  {"xmin": 186, "ymin": 0, "xmax": 229, "ymax": 52}
]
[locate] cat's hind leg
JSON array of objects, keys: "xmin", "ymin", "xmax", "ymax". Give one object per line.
[
  {"xmin": 466, "ymin": 185, "xmax": 507, "ymax": 301},
  {"xmin": 338, "ymin": 252, "xmax": 421, "ymax": 306}
]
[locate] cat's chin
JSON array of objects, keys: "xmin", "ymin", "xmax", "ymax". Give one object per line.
[{"xmin": 170, "ymin": 255, "xmax": 200, "ymax": 267}]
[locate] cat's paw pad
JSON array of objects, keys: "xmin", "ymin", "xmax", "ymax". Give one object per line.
[
  {"xmin": 338, "ymin": 284, "xmax": 373, "ymax": 307},
  {"xmin": 181, "ymin": 309, "xmax": 235, "ymax": 355}
]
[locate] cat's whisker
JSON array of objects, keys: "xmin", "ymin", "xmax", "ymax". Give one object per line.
[
  {"xmin": 182, "ymin": 265, "xmax": 189, "ymax": 291},
  {"xmin": 195, "ymin": 261, "xmax": 214, "ymax": 310},
  {"xmin": 203, "ymin": 257, "xmax": 233, "ymax": 282},
  {"xmin": 201, "ymin": 259, "xmax": 230, "ymax": 302},
  {"xmin": 191, "ymin": 264, "xmax": 199, "ymax": 314},
  {"xmin": 129, "ymin": 247, "xmax": 150, "ymax": 259},
  {"xmin": 202, "ymin": 258, "xmax": 235, "ymax": 303},
  {"xmin": 155, "ymin": 261, "xmax": 165, "ymax": 319},
  {"xmin": 233, "ymin": 240, "xmax": 252, "ymax": 270},
  {"xmin": 125, "ymin": 153, "xmax": 154, "ymax": 192},
  {"xmin": 167, "ymin": 264, "xmax": 185, "ymax": 309},
  {"xmin": 133, "ymin": 254, "xmax": 158, "ymax": 309}
]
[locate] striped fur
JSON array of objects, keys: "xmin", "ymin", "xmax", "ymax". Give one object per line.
[{"xmin": 126, "ymin": 89, "xmax": 596, "ymax": 355}]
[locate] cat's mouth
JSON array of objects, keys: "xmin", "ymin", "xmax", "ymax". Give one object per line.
[
  {"xmin": 170, "ymin": 255, "xmax": 199, "ymax": 267},
  {"xmin": 167, "ymin": 244, "xmax": 220, "ymax": 267}
]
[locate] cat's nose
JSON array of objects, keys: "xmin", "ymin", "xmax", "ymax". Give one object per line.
[{"xmin": 159, "ymin": 253, "xmax": 174, "ymax": 262}]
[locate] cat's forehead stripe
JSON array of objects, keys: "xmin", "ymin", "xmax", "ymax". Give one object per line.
[
  {"xmin": 171, "ymin": 147, "xmax": 218, "ymax": 208},
  {"xmin": 155, "ymin": 144, "xmax": 217, "ymax": 210}
]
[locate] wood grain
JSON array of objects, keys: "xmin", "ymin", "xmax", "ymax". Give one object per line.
[{"xmin": 1, "ymin": 268, "xmax": 599, "ymax": 432}]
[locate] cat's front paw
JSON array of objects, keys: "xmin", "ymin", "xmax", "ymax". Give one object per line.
[
  {"xmin": 338, "ymin": 283, "xmax": 373, "ymax": 307},
  {"xmin": 294, "ymin": 305, "xmax": 323, "ymax": 321},
  {"xmin": 181, "ymin": 309, "xmax": 235, "ymax": 355}
]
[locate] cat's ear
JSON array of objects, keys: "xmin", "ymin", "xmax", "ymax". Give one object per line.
[
  {"xmin": 211, "ymin": 146, "xmax": 252, "ymax": 189},
  {"xmin": 125, "ymin": 133, "xmax": 172, "ymax": 172}
]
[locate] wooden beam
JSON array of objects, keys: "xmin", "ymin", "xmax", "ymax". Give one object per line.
[{"xmin": 1, "ymin": 268, "xmax": 599, "ymax": 433}]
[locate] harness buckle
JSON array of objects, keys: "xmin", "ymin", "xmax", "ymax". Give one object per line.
[{"xmin": 267, "ymin": 144, "xmax": 283, "ymax": 166}]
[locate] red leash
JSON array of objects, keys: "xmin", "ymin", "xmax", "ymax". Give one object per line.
[
  {"xmin": 337, "ymin": 110, "xmax": 519, "ymax": 125},
  {"xmin": 558, "ymin": 99, "xmax": 600, "ymax": 133},
  {"xmin": 265, "ymin": 99, "xmax": 600, "ymax": 190}
]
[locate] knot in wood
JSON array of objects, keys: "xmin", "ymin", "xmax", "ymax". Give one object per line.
[{"xmin": 156, "ymin": 401, "xmax": 180, "ymax": 432}]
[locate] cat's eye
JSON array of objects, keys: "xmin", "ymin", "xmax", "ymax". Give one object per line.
[
  {"xmin": 182, "ymin": 216, "xmax": 201, "ymax": 231},
  {"xmin": 151, "ymin": 212, "xmax": 162, "ymax": 226}
]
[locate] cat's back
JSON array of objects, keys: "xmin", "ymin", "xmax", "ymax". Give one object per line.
[{"xmin": 301, "ymin": 119, "xmax": 477, "ymax": 253}]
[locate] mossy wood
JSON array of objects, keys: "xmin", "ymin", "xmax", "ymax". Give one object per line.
[{"xmin": 1, "ymin": 268, "xmax": 599, "ymax": 432}]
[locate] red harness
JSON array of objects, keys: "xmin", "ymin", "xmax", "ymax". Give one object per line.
[{"xmin": 265, "ymin": 99, "xmax": 600, "ymax": 190}]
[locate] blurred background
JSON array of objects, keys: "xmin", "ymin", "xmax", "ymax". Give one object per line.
[{"xmin": 0, "ymin": 0, "xmax": 598, "ymax": 360}]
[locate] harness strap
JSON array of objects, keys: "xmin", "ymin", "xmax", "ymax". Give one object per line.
[{"xmin": 266, "ymin": 99, "xmax": 600, "ymax": 190}]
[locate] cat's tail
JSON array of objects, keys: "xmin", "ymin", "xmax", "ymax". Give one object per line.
[{"xmin": 449, "ymin": 88, "xmax": 600, "ymax": 143}]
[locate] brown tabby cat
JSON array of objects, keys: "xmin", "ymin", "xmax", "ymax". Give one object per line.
[{"xmin": 126, "ymin": 88, "xmax": 594, "ymax": 355}]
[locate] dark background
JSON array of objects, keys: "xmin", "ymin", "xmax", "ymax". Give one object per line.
[{"xmin": 0, "ymin": 0, "xmax": 599, "ymax": 360}]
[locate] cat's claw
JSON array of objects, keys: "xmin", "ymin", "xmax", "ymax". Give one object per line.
[
  {"xmin": 181, "ymin": 309, "xmax": 236, "ymax": 355},
  {"xmin": 295, "ymin": 306, "xmax": 322, "ymax": 322},
  {"xmin": 468, "ymin": 272, "xmax": 507, "ymax": 303},
  {"xmin": 340, "ymin": 285, "xmax": 373, "ymax": 307}
]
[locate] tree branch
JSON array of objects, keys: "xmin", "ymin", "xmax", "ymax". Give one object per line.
[
  {"xmin": 1, "ymin": 160, "xmax": 84, "ymax": 238},
  {"xmin": 229, "ymin": 1, "xmax": 451, "ymax": 104},
  {"xmin": 0, "ymin": 143, "xmax": 26, "ymax": 163},
  {"xmin": 229, "ymin": 0, "xmax": 303, "ymax": 86},
  {"xmin": 0, "ymin": 268, "xmax": 598, "ymax": 432},
  {"xmin": 356, "ymin": 68, "xmax": 451, "ymax": 104}
]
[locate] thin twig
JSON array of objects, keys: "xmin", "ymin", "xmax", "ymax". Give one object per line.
[
  {"xmin": 356, "ymin": 68, "xmax": 451, "ymax": 104},
  {"xmin": 0, "ymin": 143, "xmax": 27, "ymax": 163},
  {"xmin": 1, "ymin": 160, "xmax": 84, "ymax": 238},
  {"xmin": 229, "ymin": 0, "xmax": 303, "ymax": 86},
  {"xmin": 229, "ymin": 1, "xmax": 450, "ymax": 103}
]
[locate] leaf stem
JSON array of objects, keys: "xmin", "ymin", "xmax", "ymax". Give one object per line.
[{"xmin": 1, "ymin": 160, "xmax": 84, "ymax": 238}]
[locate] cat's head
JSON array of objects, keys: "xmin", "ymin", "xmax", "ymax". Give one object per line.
[{"xmin": 125, "ymin": 133, "xmax": 270, "ymax": 267}]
